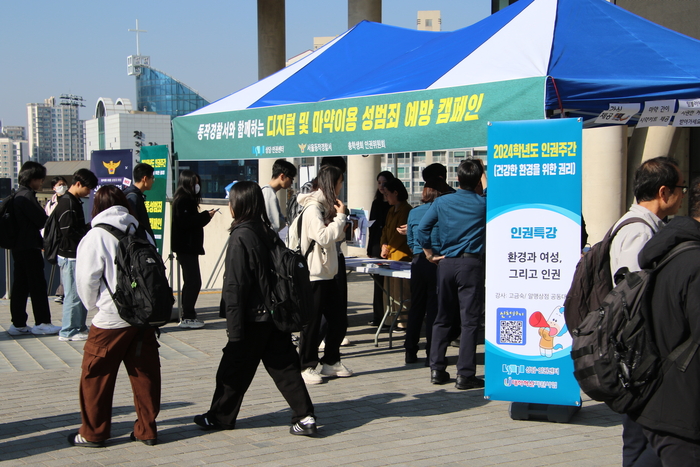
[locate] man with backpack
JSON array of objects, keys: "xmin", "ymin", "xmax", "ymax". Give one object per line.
[
  {"xmin": 54, "ymin": 169, "xmax": 98, "ymax": 342},
  {"xmin": 634, "ymin": 177, "xmax": 700, "ymax": 465},
  {"xmin": 6, "ymin": 161, "xmax": 61, "ymax": 336},
  {"xmin": 609, "ymin": 157, "xmax": 685, "ymax": 467},
  {"xmin": 123, "ymin": 163, "xmax": 156, "ymax": 243}
]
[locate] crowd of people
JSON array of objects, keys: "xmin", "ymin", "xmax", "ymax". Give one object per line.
[{"xmin": 5, "ymin": 155, "xmax": 700, "ymax": 463}]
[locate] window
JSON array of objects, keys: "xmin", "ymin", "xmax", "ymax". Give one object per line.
[
  {"xmin": 425, "ymin": 19, "xmax": 433, "ymax": 27},
  {"xmin": 432, "ymin": 151, "xmax": 446, "ymax": 163},
  {"xmin": 413, "ymin": 151, "xmax": 426, "ymax": 163}
]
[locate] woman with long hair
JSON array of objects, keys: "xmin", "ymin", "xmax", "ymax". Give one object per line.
[
  {"xmin": 69, "ymin": 185, "xmax": 161, "ymax": 447},
  {"xmin": 171, "ymin": 170, "xmax": 216, "ymax": 329},
  {"xmin": 367, "ymin": 171, "xmax": 395, "ymax": 326},
  {"xmin": 194, "ymin": 181, "xmax": 316, "ymax": 436},
  {"xmin": 404, "ymin": 177, "xmax": 452, "ymax": 364},
  {"xmin": 291, "ymin": 165, "xmax": 351, "ymax": 385}
]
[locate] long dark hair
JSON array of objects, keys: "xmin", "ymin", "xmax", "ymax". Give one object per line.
[
  {"xmin": 173, "ymin": 170, "xmax": 201, "ymax": 208},
  {"xmin": 92, "ymin": 185, "xmax": 133, "ymax": 217},
  {"xmin": 316, "ymin": 165, "xmax": 343, "ymax": 224},
  {"xmin": 229, "ymin": 181, "xmax": 271, "ymax": 231},
  {"xmin": 374, "ymin": 170, "xmax": 395, "ymax": 201}
]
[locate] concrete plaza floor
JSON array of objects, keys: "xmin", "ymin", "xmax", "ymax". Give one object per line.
[{"xmin": 0, "ymin": 272, "xmax": 623, "ymax": 466}]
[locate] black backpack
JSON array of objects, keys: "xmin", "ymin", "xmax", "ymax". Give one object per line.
[
  {"xmin": 43, "ymin": 210, "xmax": 61, "ymax": 264},
  {"xmin": 262, "ymin": 209, "xmax": 315, "ymax": 333},
  {"xmin": 0, "ymin": 192, "xmax": 17, "ymax": 249},
  {"xmin": 563, "ymin": 217, "xmax": 651, "ymax": 332},
  {"xmin": 571, "ymin": 241, "xmax": 700, "ymax": 415},
  {"xmin": 96, "ymin": 223, "xmax": 175, "ymax": 329}
]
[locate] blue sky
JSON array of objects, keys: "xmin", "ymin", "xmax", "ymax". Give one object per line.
[{"xmin": 0, "ymin": 0, "xmax": 490, "ymax": 128}]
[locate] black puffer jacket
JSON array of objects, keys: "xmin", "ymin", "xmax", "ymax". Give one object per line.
[
  {"xmin": 221, "ymin": 220, "xmax": 273, "ymax": 342},
  {"xmin": 13, "ymin": 186, "xmax": 47, "ymax": 251},
  {"xmin": 636, "ymin": 216, "xmax": 700, "ymax": 441}
]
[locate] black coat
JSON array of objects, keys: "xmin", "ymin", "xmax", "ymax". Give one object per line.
[
  {"xmin": 636, "ymin": 216, "xmax": 700, "ymax": 441},
  {"xmin": 53, "ymin": 191, "xmax": 89, "ymax": 259},
  {"xmin": 12, "ymin": 186, "xmax": 47, "ymax": 251},
  {"xmin": 124, "ymin": 185, "xmax": 155, "ymax": 241},
  {"xmin": 367, "ymin": 197, "xmax": 390, "ymax": 258},
  {"xmin": 222, "ymin": 221, "xmax": 273, "ymax": 342},
  {"xmin": 171, "ymin": 197, "xmax": 211, "ymax": 255}
]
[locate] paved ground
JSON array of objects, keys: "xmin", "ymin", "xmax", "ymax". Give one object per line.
[{"xmin": 0, "ymin": 273, "xmax": 623, "ymax": 466}]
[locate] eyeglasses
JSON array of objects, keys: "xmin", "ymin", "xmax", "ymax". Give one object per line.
[{"xmin": 672, "ymin": 185, "xmax": 688, "ymax": 194}]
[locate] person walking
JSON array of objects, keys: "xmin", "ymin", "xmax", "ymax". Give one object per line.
[
  {"xmin": 68, "ymin": 185, "xmax": 161, "ymax": 447},
  {"xmin": 292, "ymin": 165, "xmax": 352, "ymax": 385},
  {"xmin": 171, "ymin": 170, "xmax": 216, "ymax": 329},
  {"xmin": 7, "ymin": 161, "xmax": 61, "ymax": 336},
  {"xmin": 193, "ymin": 181, "xmax": 316, "ymax": 436}
]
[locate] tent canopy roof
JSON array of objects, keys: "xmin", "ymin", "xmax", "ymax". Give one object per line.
[{"xmin": 190, "ymin": 0, "xmax": 700, "ymax": 120}]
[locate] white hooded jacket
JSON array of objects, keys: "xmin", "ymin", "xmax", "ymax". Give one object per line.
[
  {"xmin": 289, "ymin": 191, "xmax": 346, "ymax": 281},
  {"xmin": 76, "ymin": 205, "xmax": 148, "ymax": 329}
]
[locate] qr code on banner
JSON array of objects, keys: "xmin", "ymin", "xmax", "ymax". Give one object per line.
[{"xmin": 499, "ymin": 320, "xmax": 524, "ymax": 345}]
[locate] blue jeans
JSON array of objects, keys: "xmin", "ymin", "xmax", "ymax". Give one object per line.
[{"xmin": 59, "ymin": 257, "xmax": 88, "ymax": 338}]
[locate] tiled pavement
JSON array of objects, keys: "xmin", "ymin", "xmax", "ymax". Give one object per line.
[{"xmin": 0, "ymin": 273, "xmax": 623, "ymax": 466}]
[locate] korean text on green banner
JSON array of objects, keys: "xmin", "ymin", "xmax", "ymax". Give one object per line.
[
  {"xmin": 138, "ymin": 145, "xmax": 169, "ymax": 254},
  {"xmin": 484, "ymin": 118, "xmax": 582, "ymax": 407},
  {"xmin": 173, "ymin": 77, "xmax": 545, "ymax": 161}
]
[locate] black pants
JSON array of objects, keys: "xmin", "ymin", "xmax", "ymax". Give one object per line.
[
  {"xmin": 299, "ymin": 279, "xmax": 347, "ymax": 368},
  {"xmin": 10, "ymin": 249, "xmax": 51, "ymax": 327},
  {"xmin": 177, "ymin": 253, "xmax": 201, "ymax": 320},
  {"xmin": 320, "ymin": 253, "xmax": 348, "ymax": 341},
  {"xmin": 430, "ymin": 257, "xmax": 483, "ymax": 377},
  {"xmin": 404, "ymin": 253, "xmax": 438, "ymax": 355},
  {"xmin": 644, "ymin": 428, "xmax": 700, "ymax": 467},
  {"xmin": 623, "ymin": 415, "xmax": 662, "ymax": 467},
  {"xmin": 207, "ymin": 321, "xmax": 314, "ymax": 429}
]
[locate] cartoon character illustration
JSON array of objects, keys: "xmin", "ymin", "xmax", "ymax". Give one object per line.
[{"xmin": 528, "ymin": 306, "xmax": 568, "ymax": 357}]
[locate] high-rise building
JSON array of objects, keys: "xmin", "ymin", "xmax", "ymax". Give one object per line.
[
  {"xmin": 0, "ymin": 137, "xmax": 27, "ymax": 190},
  {"xmin": 26, "ymin": 95, "xmax": 85, "ymax": 164}
]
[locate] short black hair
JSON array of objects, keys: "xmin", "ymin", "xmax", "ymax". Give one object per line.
[
  {"xmin": 320, "ymin": 157, "xmax": 346, "ymax": 173},
  {"xmin": 457, "ymin": 159, "xmax": 484, "ymax": 191},
  {"xmin": 634, "ymin": 156, "xmax": 679, "ymax": 202},
  {"xmin": 383, "ymin": 178, "xmax": 409, "ymax": 202},
  {"xmin": 18, "ymin": 161, "xmax": 46, "ymax": 187},
  {"xmin": 271, "ymin": 159, "xmax": 297, "ymax": 179},
  {"xmin": 50, "ymin": 176, "xmax": 68, "ymax": 188},
  {"xmin": 133, "ymin": 163, "xmax": 154, "ymax": 183},
  {"xmin": 422, "ymin": 163, "xmax": 447, "ymax": 182},
  {"xmin": 72, "ymin": 168, "xmax": 98, "ymax": 190}
]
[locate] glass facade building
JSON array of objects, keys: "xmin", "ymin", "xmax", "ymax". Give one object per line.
[{"xmin": 136, "ymin": 67, "xmax": 210, "ymax": 119}]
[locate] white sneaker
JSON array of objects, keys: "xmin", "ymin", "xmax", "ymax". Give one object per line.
[
  {"xmin": 318, "ymin": 340, "xmax": 325, "ymax": 351},
  {"xmin": 7, "ymin": 325, "xmax": 33, "ymax": 336},
  {"xmin": 31, "ymin": 323, "xmax": 61, "ymax": 335},
  {"xmin": 341, "ymin": 337, "xmax": 350, "ymax": 346},
  {"xmin": 320, "ymin": 361, "xmax": 353, "ymax": 378},
  {"xmin": 301, "ymin": 367, "xmax": 323, "ymax": 385},
  {"xmin": 58, "ymin": 332, "xmax": 89, "ymax": 342},
  {"xmin": 178, "ymin": 319, "xmax": 205, "ymax": 329}
]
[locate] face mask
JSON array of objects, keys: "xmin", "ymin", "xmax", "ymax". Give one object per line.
[
  {"xmin": 194, "ymin": 184, "xmax": 201, "ymax": 194},
  {"xmin": 55, "ymin": 185, "xmax": 67, "ymax": 196}
]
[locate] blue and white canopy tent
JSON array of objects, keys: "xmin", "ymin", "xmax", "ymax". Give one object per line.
[{"xmin": 172, "ymin": 0, "xmax": 700, "ymax": 161}]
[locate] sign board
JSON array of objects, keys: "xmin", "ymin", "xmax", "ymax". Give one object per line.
[
  {"xmin": 139, "ymin": 145, "xmax": 170, "ymax": 254},
  {"xmin": 172, "ymin": 77, "xmax": 546, "ymax": 161},
  {"xmin": 484, "ymin": 118, "xmax": 582, "ymax": 407}
]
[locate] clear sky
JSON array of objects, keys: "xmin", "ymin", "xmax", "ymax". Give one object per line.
[{"xmin": 0, "ymin": 0, "xmax": 491, "ymax": 128}]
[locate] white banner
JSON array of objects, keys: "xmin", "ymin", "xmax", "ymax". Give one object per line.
[
  {"xmin": 595, "ymin": 103, "xmax": 640, "ymax": 125},
  {"xmin": 672, "ymin": 99, "xmax": 700, "ymax": 127},
  {"xmin": 636, "ymin": 100, "xmax": 675, "ymax": 128}
]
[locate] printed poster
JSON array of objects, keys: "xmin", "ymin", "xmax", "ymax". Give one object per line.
[
  {"xmin": 137, "ymin": 145, "xmax": 170, "ymax": 254},
  {"xmin": 485, "ymin": 119, "xmax": 582, "ymax": 407}
]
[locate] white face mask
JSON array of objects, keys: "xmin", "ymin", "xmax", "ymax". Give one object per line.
[
  {"xmin": 194, "ymin": 183, "xmax": 201, "ymax": 194},
  {"xmin": 55, "ymin": 185, "xmax": 67, "ymax": 196}
]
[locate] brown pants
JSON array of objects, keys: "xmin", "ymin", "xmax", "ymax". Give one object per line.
[{"xmin": 79, "ymin": 325, "xmax": 161, "ymax": 442}]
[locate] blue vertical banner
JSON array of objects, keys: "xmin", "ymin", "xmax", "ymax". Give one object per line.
[
  {"xmin": 90, "ymin": 149, "xmax": 133, "ymax": 190},
  {"xmin": 485, "ymin": 119, "xmax": 582, "ymax": 407}
]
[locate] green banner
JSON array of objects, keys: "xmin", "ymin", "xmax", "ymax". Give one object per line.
[
  {"xmin": 172, "ymin": 77, "xmax": 545, "ymax": 161},
  {"xmin": 139, "ymin": 145, "xmax": 169, "ymax": 254}
]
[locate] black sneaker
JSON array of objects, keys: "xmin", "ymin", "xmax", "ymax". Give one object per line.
[
  {"xmin": 67, "ymin": 432, "xmax": 105, "ymax": 448},
  {"xmin": 130, "ymin": 431, "xmax": 157, "ymax": 446},
  {"xmin": 290, "ymin": 415, "xmax": 317, "ymax": 436},
  {"xmin": 430, "ymin": 369, "xmax": 450, "ymax": 385},
  {"xmin": 405, "ymin": 351, "xmax": 418, "ymax": 364},
  {"xmin": 194, "ymin": 413, "xmax": 222, "ymax": 430}
]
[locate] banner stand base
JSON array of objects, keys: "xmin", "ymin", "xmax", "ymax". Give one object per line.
[{"xmin": 509, "ymin": 402, "xmax": 580, "ymax": 423}]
